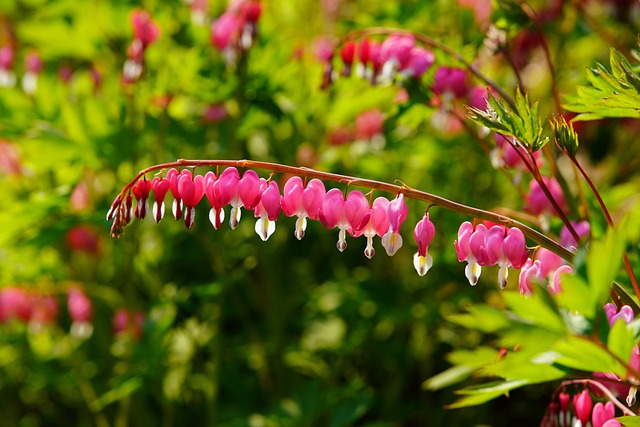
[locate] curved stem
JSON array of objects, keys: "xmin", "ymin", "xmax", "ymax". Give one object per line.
[
  {"xmin": 340, "ymin": 27, "xmax": 517, "ymax": 110},
  {"xmin": 109, "ymin": 159, "xmax": 574, "ymax": 262},
  {"xmin": 569, "ymin": 154, "xmax": 640, "ymax": 299},
  {"xmin": 557, "ymin": 379, "xmax": 636, "ymax": 416}
]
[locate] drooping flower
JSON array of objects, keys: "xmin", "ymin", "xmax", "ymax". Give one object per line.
[
  {"xmin": 401, "ymin": 47, "xmax": 434, "ymax": 79},
  {"xmin": 604, "ymin": 303, "xmax": 635, "ymax": 327},
  {"xmin": 204, "ymin": 172, "xmax": 225, "ymax": 230},
  {"xmin": 413, "ymin": 213, "xmax": 435, "ymax": 276},
  {"xmin": 550, "ymin": 264, "xmax": 573, "ymax": 295},
  {"xmin": 131, "ymin": 9, "xmax": 160, "ymax": 48},
  {"xmin": 592, "ymin": 401, "xmax": 616, "ymax": 427},
  {"xmin": 177, "ymin": 171, "xmax": 205, "ymax": 229},
  {"xmin": 350, "ymin": 196, "xmax": 390, "ymax": 259},
  {"xmin": 254, "ymin": 180, "xmax": 281, "ymax": 241},
  {"xmin": 381, "ymin": 194, "xmax": 407, "ymax": 256},
  {"xmin": 22, "ymin": 52, "xmax": 43, "ymax": 95},
  {"xmin": 320, "ymin": 188, "xmax": 370, "ymax": 252},
  {"xmin": 132, "ymin": 178, "xmax": 153, "ymax": 219},
  {"xmin": 484, "ymin": 226, "xmax": 529, "ymax": 289},
  {"xmin": 380, "ymin": 33, "xmax": 415, "ymax": 80},
  {"xmin": 167, "ymin": 168, "xmax": 187, "ymax": 220},
  {"xmin": 560, "ymin": 220, "xmax": 590, "ymax": 250},
  {"xmin": 281, "ymin": 176, "xmax": 326, "ymax": 240},
  {"xmin": 432, "ymin": 66, "xmax": 468, "ymax": 100},
  {"xmin": 67, "ymin": 289, "xmax": 93, "ymax": 324},
  {"xmin": 573, "ymin": 390, "xmax": 593, "ymax": 426},
  {"xmin": 151, "ymin": 176, "xmax": 170, "ymax": 222},
  {"xmin": 490, "ymin": 134, "xmax": 542, "ymax": 174},
  {"xmin": 0, "ymin": 287, "xmax": 33, "ymax": 323},
  {"xmin": 0, "ymin": 45, "xmax": 16, "ymax": 88},
  {"xmin": 340, "ymin": 40, "xmax": 356, "ymax": 76},
  {"xmin": 454, "ymin": 222, "xmax": 488, "ymax": 286},
  {"xmin": 524, "ymin": 177, "xmax": 568, "ymax": 222},
  {"xmin": 214, "ymin": 168, "xmax": 262, "ymax": 229}
]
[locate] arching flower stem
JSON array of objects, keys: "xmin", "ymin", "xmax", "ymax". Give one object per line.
[
  {"xmin": 110, "ymin": 158, "xmax": 573, "ymax": 262},
  {"xmin": 554, "ymin": 379, "xmax": 636, "ymax": 417}
]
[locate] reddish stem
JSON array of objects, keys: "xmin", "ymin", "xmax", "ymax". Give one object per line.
[{"xmin": 109, "ymin": 159, "xmax": 574, "ymax": 261}]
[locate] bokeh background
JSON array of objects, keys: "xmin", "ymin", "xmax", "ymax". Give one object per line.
[{"xmin": 1, "ymin": 0, "xmax": 639, "ymax": 426}]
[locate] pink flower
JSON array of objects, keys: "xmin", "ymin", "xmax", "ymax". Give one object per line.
[
  {"xmin": 592, "ymin": 401, "xmax": 615, "ymax": 427},
  {"xmin": 0, "ymin": 287, "xmax": 33, "ymax": 323},
  {"xmin": 340, "ymin": 41, "xmax": 356, "ymax": 76},
  {"xmin": 132, "ymin": 178, "xmax": 153, "ymax": 219},
  {"xmin": 167, "ymin": 168, "xmax": 189, "ymax": 220},
  {"xmin": 254, "ymin": 180, "xmax": 281, "ymax": 241},
  {"xmin": 454, "ymin": 222, "xmax": 488, "ymax": 286},
  {"xmin": 66, "ymin": 225, "xmax": 101, "ymax": 255},
  {"xmin": 203, "ymin": 104, "xmax": 228, "ymax": 123},
  {"xmin": 560, "ymin": 220, "xmax": 590, "ymax": 250},
  {"xmin": 320, "ymin": 188, "xmax": 370, "ymax": 252},
  {"xmin": 518, "ymin": 258, "xmax": 541, "ymax": 297},
  {"xmin": 355, "ymin": 109, "xmax": 384, "ymax": 140},
  {"xmin": 381, "ymin": 194, "xmax": 407, "ymax": 256},
  {"xmin": 350, "ymin": 196, "xmax": 390, "ymax": 259},
  {"xmin": 151, "ymin": 176, "xmax": 170, "ymax": 223},
  {"xmin": 402, "ymin": 47, "xmax": 434, "ymax": 78},
  {"xmin": 281, "ymin": 176, "xmax": 326, "ymax": 239},
  {"xmin": 573, "ymin": 390, "xmax": 593, "ymax": 426},
  {"xmin": 380, "ymin": 34, "xmax": 415, "ymax": 78},
  {"xmin": 114, "ymin": 308, "xmax": 145, "ymax": 339},
  {"xmin": 432, "ymin": 67, "xmax": 468, "ymax": 99},
  {"xmin": 490, "ymin": 134, "xmax": 542, "ymax": 172},
  {"xmin": 67, "ymin": 289, "xmax": 92, "ymax": 323},
  {"xmin": 605, "ymin": 303, "xmax": 635, "ymax": 327},
  {"xmin": 214, "ymin": 168, "xmax": 262, "ymax": 229},
  {"xmin": 484, "ymin": 226, "xmax": 529, "ymax": 289},
  {"xmin": 30, "ymin": 295, "xmax": 59, "ymax": 326},
  {"xmin": 534, "ymin": 248, "xmax": 564, "ymax": 278},
  {"xmin": 525, "ymin": 177, "xmax": 568, "ymax": 218},
  {"xmin": 204, "ymin": 172, "xmax": 225, "ymax": 230},
  {"xmin": 0, "ymin": 139, "xmax": 22, "ymax": 175},
  {"xmin": 131, "ymin": 10, "xmax": 160, "ymax": 48},
  {"xmin": 550, "ymin": 264, "xmax": 573, "ymax": 295},
  {"xmin": 25, "ymin": 52, "xmax": 43, "ymax": 73},
  {"xmin": 602, "ymin": 420, "xmax": 622, "ymax": 427},
  {"xmin": 0, "ymin": 46, "xmax": 13, "ymax": 70},
  {"xmin": 177, "ymin": 171, "xmax": 205, "ymax": 229},
  {"xmin": 413, "ymin": 213, "xmax": 435, "ymax": 276},
  {"xmin": 211, "ymin": 12, "xmax": 242, "ymax": 51}
]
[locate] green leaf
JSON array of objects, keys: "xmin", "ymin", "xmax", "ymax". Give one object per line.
[
  {"xmin": 553, "ymin": 336, "xmax": 627, "ymax": 377},
  {"xmin": 608, "ymin": 319, "xmax": 636, "ymax": 366},
  {"xmin": 618, "ymin": 416, "xmax": 640, "ymax": 426},
  {"xmin": 422, "ymin": 365, "xmax": 475, "ymax": 391},
  {"xmin": 446, "ymin": 304, "xmax": 511, "ymax": 333},
  {"xmin": 503, "ymin": 291, "xmax": 565, "ymax": 333},
  {"xmin": 587, "ymin": 218, "xmax": 627, "ymax": 306},
  {"xmin": 446, "ymin": 380, "xmax": 529, "ymax": 409},
  {"xmin": 564, "ymin": 48, "xmax": 640, "ymax": 121}
]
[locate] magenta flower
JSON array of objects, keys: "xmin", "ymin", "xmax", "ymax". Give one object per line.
[
  {"xmin": 485, "ymin": 226, "xmax": 529, "ymax": 289},
  {"xmin": 350, "ymin": 196, "xmax": 390, "ymax": 259},
  {"xmin": 550, "ymin": 264, "xmax": 573, "ymax": 295},
  {"xmin": 203, "ymin": 104, "xmax": 228, "ymax": 123},
  {"xmin": 320, "ymin": 188, "xmax": 370, "ymax": 252},
  {"xmin": 254, "ymin": 180, "xmax": 281, "ymax": 241},
  {"xmin": 131, "ymin": 9, "xmax": 160, "ymax": 48},
  {"xmin": 534, "ymin": 248, "xmax": 564, "ymax": 278},
  {"xmin": 560, "ymin": 220, "xmax": 590, "ymax": 250},
  {"xmin": 490, "ymin": 134, "xmax": 542, "ymax": 172},
  {"xmin": 454, "ymin": 222, "xmax": 488, "ymax": 286},
  {"xmin": 204, "ymin": 172, "xmax": 225, "ymax": 230},
  {"xmin": 113, "ymin": 308, "xmax": 145, "ymax": 339},
  {"xmin": 592, "ymin": 401, "xmax": 615, "ymax": 427},
  {"xmin": 132, "ymin": 178, "xmax": 152, "ymax": 219},
  {"xmin": 602, "ymin": 420, "xmax": 622, "ymax": 427},
  {"xmin": 281, "ymin": 176, "xmax": 326, "ymax": 240},
  {"xmin": 380, "ymin": 34, "xmax": 415, "ymax": 79},
  {"xmin": 30, "ymin": 295, "xmax": 59, "ymax": 326},
  {"xmin": 573, "ymin": 390, "xmax": 593, "ymax": 426},
  {"xmin": 214, "ymin": 168, "xmax": 262, "ymax": 229},
  {"xmin": 341, "ymin": 41, "xmax": 356, "ymax": 76},
  {"xmin": 413, "ymin": 213, "xmax": 435, "ymax": 276},
  {"xmin": 177, "ymin": 171, "xmax": 205, "ymax": 229},
  {"xmin": 67, "ymin": 289, "xmax": 93, "ymax": 323},
  {"xmin": 402, "ymin": 47, "xmax": 434, "ymax": 79},
  {"xmin": 167, "ymin": 168, "xmax": 187, "ymax": 220},
  {"xmin": 432, "ymin": 67, "xmax": 468, "ymax": 99},
  {"xmin": 355, "ymin": 109, "xmax": 384, "ymax": 140},
  {"xmin": 525, "ymin": 177, "xmax": 568, "ymax": 220},
  {"xmin": 381, "ymin": 194, "xmax": 407, "ymax": 256},
  {"xmin": 518, "ymin": 258, "xmax": 541, "ymax": 297},
  {"xmin": 0, "ymin": 45, "xmax": 16, "ymax": 88},
  {"xmin": 0, "ymin": 287, "xmax": 33, "ymax": 323},
  {"xmin": 604, "ymin": 303, "xmax": 635, "ymax": 327},
  {"xmin": 151, "ymin": 176, "xmax": 170, "ymax": 223},
  {"xmin": 211, "ymin": 12, "xmax": 242, "ymax": 52},
  {"xmin": 25, "ymin": 52, "xmax": 43, "ymax": 74}
]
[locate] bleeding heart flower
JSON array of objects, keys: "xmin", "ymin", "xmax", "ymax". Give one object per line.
[
  {"xmin": 281, "ymin": 176, "xmax": 326, "ymax": 240},
  {"xmin": 177, "ymin": 172, "xmax": 205, "ymax": 229},
  {"xmin": 151, "ymin": 176, "xmax": 170, "ymax": 223},
  {"xmin": 413, "ymin": 213, "xmax": 435, "ymax": 276},
  {"xmin": 381, "ymin": 194, "xmax": 407, "ymax": 256},
  {"xmin": 320, "ymin": 188, "xmax": 370, "ymax": 252},
  {"xmin": 254, "ymin": 180, "xmax": 281, "ymax": 241}
]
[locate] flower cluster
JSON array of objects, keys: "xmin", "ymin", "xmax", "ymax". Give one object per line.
[
  {"xmin": 122, "ymin": 9, "xmax": 160, "ymax": 84},
  {"xmin": 454, "ymin": 221, "xmax": 529, "ymax": 288},
  {"xmin": 324, "ymin": 33, "xmax": 435, "ymax": 87},
  {"xmin": 0, "ymin": 287, "xmax": 93, "ymax": 336},
  {"xmin": 108, "ymin": 167, "xmax": 437, "ymax": 276},
  {"xmin": 545, "ymin": 389, "xmax": 621, "ymax": 427},
  {"xmin": 210, "ymin": 0, "xmax": 262, "ymax": 65},
  {"xmin": 518, "ymin": 221, "xmax": 589, "ymax": 297}
]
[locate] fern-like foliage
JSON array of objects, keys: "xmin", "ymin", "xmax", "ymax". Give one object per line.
[{"xmin": 564, "ymin": 47, "xmax": 640, "ymax": 121}]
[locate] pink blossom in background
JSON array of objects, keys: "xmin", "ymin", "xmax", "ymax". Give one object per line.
[
  {"xmin": 67, "ymin": 289, "xmax": 93, "ymax": 323},
  {"xmin": 355, "ymin": 109, "xmax": 384, "ymax": 140},
  {"xmin": 66, "ymin": 225, "xmax": 101, "ymax": 255},
  {"xmin": 114, "ymin": 308, "xmax": 145, "ymax": 339},
  {"xmin": 30, "ymin": 295, "xmax": 59, "ymax": 326},
  {"xmin": 457, "ymin": 0, "xmax": 492, "ymax": 28},
  {"xmin": 24, "ymin": 52, "xmax": 42, "ymax": 73},
  {"xmin": 0, "ymin": 139, "xmax": 22, "ymax": 175},
  {"xmin": 70, "ymin": 181, "xmax": 92, "ymax": 212},
  {"xmin": 0, "ymin": 287, "xmax": 33, "ymax": 323},
  {"xmin": 131, "ymin": 9, "xmax": 160, "ymax": 47},
  {"xmin": 312, "ymin": 36, "xmax": 335, "ymax": 63},
  {"xmin": 432, "ymin": 67, "xmax": 468, "ymax": 99},
  {"xmin": 203, "ymin": 104, "xmax": 228, "ymax": 123},
  {"xmin": 524, "ymin": 177, "xmax": 568, "ymax": 218},
  {"xmin": 491, "ymin": 134, "xmax": 542, "ymax": 171},
  {"xmin": 560, "ymin": 220, "xmax": 590, "ymax": 249}
]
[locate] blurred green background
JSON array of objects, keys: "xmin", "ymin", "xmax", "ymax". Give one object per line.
[{"xmin": 1, "ymin": 0, "xmax": 639, "ymax": 426}]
